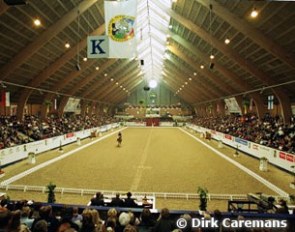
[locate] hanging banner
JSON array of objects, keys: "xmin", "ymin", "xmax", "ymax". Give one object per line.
[
  {"xmin": 0, "ymin": 91, "xmax": 10, "ymax": 107},
  {"xmin": 104, "ymin": 0, "xmax": 137, "ymax": 58},
  {"xmin": 87, "ymin": 35, "xmax": 109, "ymax": 58},
  {"xmin": 268, "ymin": 95, "xmax": 274, "ymax": 110},
  {"xmin": 224, "ymin": 97, "xmax": 241, "ymax": 114}
]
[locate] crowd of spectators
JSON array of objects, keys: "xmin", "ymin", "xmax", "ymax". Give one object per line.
[
  {"xmin": 0, "ymin": 114, "xmax": 119, "ymax": 149},
  {"xmin": 191, "ymin": 113, "xmax": 295, "ymax": 154},
  {"xmin": 0, "ymin": 198, "xmax": 293, "ymax": 232}
]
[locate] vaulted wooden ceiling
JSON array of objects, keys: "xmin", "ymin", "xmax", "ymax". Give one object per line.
[{"xmin": 0, "ymin": 0, "xmax": 295, "ymax": 109}]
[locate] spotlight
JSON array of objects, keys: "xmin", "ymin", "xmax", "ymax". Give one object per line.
[
  {"xmin": 251, "ymin": 8, "xmax": 258, "ymax": 18},
  {"xmin": 149, "ymin": 79, "xmax": 158, "ymax": 89}
]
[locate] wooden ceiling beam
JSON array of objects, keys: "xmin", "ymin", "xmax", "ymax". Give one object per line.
[
  {"xmin": 163, "ymin": 63, "xmax": 212, "ymax": 101},
  {"xmin": 158, "ymin": 1, "xmax": 292, "ymax": 122},
  {"xmin": 110, "ymin": 80, "xmax": 142, "ymax": 103},
  {"xmin": 15, "ymin": 23, "xmax": 105, "ymax": 120},
  {"xmin": 0, "ymin": 0, "xmax": 97, "ymax": 81},
  {"xmin": 0, "ymin": 1, "xmax": 8, "ymax": 15},
  {"xmin": 168, "ymin": 45, "xmax": 236, "ymax": 96},
  {"xmin": 171, "ymin": 33, "xmax": 251, "ymax": 92},
  {"xmin": 162, "ymin": 70, "xmax": 204, "ymax": 102},
  {"xmin": 165, "ymin": 58, "xmax": 220, "ymax": 100},
  {"xmin": 87, "ymin": 62, "xmax": 140, "ymax": 99},
  {"xmin": 98, "ymin": 69, "xmax": 141, "ymax": 101},
  {"xmin": 196, "ymin": 0, "xmax": 295, "ymax": 69}
]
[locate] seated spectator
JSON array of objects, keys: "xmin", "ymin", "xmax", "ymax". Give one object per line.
[
  {"xmin": 80, "ymin": 208, "xmax": 95, "ymax": 232},
  {"xmin": 152, "ymin": 208, "xmax": 175, "ymax": 232},
  {"xmin": 71, "ymin": 207, "xmax": 82, "ymax": 228},
  {"xmin": 111, "ymin": 193, "xmax": 124, "ymax": 207},
  {"xmin": 275, "ymin": 199, "xmax": 289, "ymax": 214},
  {"xmin": 138, "ymin": 208, "xmax": 155, "ymax": 230},
  {"xmin": 31, "ymin": 205, "xmax": 59, "ymax": 232},
  {"xmin": 32, "ymin": 219, "xmax": 48, "ymax": 232},
  {"xmin": 20, "ymin": 206, "xmax": 35, "ymax": 229},
  {"xmin": 90, "ymin": 209, "xmax": 103, "ymax": 231},
  {"xmin": 123, "ymin": 192, "xmax": 138, "ymax": 208},
  {"xmin": 0, "ymin": 208, "xmax": 12, "ymax": 231},
  {"xmin": 91, "ymin": 192, "xmax": 105, "ymax": 206},
  {"xmin": 118, "ymin": 212, "xmax": 131, "ymax": 231}
]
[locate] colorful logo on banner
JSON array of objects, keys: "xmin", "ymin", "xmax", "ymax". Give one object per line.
[
  {"xmin": 108, "ymin": 15, "xmax": 135, "ymax": 42},
  {"xmin": 224, "ymin": 134, "xmax": 232, "ymax": 140},
  {"xmin": 280, "ymin": 151, "xmax": 294, "ymax": 162},
  {"xmin": 235, "ymin": 137, "xmax": 248, "ymax": 146},
  {"xmin": 104, "ymin": 0, "xmax": 137, "ymax": 58}
]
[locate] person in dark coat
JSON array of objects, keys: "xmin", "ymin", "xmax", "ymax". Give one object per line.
[
  {"xmin": 111, "ymin": 193, "xmax": 124, "ymax": 207},
  {"xmin": 152, "ymin": 208, "xmax": 175, "ymax": 232},
  {"xmin": 123, "ymin": 192, "xmax": 138, "ymax": 208},
  {"xmin": 90, "ymin": 192, "xmax": 105, "ymax": 206}
]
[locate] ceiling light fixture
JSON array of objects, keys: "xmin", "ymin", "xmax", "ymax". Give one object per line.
[
  {"xmin": 200, "ymin": 65, "xmax": 204, "ymax": 69},
  {"xmin": 65, "ymin": 42, "xmax": 70, "ymax": 49},
  {"xmin": 34, "ymin": 18, "xmax": 41, "ymax": 26},
  {"xmin": 149, "ymin": 79, "xmax": 158, "ymax": 89},
  {"xmin": 95, "ymin": 66, "xmax": 99, "ymax": 70},
  {"xmin": 251, "ymin": 8, "xmax": 258, "ymax": 18},
  {"xmin": 225, "ymin": 38, "xmax": 230, "ymax": 44}
]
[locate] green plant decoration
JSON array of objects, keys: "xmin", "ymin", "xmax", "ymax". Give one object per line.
[
  {"xmin": 197, "ymin": 186, "xmax": 208, "ymax": 211},
  {"xmin": 46, "ymin": 182, "xmax": 56, "ymax": 203}
]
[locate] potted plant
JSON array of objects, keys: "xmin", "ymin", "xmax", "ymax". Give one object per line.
[
  {"xmin": 197, "ymin": 186, "xmax": 208, "ymax": 212},
  {"xmin": 46, "ymin": 182, "xmax": 56, "ymax": 203}
]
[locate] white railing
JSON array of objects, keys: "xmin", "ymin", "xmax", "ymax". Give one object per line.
[{"xmin": 0, "ymin": 184, "xmax": 254, "ymax": 201}]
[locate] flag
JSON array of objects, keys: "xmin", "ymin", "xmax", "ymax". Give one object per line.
[
  {"xmin": 268, "ymin": 95, "xmax": 274, "ymax": 110},
  {"xmin": 0, "ymin": 92, "xmax": 10, "ymax": 107},
  {"xmin": 104, "ymin": 0, "xmax": 137, "ymax": 58}
]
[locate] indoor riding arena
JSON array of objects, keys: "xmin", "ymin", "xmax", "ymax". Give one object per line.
[
  {"xmin": 1, "ymin": 0, "xmax": 295, "ymax": 231},
  {"xmin": 1, "ymin": 126, "xmax": 293, "ymax": 211}
]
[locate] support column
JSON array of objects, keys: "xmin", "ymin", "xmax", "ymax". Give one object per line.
[
  {"xmin": 80, "ymin": 100, "xmax": 87, "ymax": 117},
  {"xmin": 216, "ymin": 100, "xmax": 225, "ymax": 116},
  {"xmin": 250, "ymin": 93, "xmax": 266, "ymax": 119}
]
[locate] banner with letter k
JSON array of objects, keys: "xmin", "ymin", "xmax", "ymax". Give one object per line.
[{"xmin": 87, "ymin": 0, "xmax": 137, "ymax": 59}]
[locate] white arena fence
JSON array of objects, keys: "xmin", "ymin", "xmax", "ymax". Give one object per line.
[{"xmin": 0, "ymin": 184, "xmax": 252, "ymax": 201}]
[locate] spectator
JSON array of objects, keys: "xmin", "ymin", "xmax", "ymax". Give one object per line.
[
  {"xmin": 32, "ymin": 219, "xmax": 48, "ymax": 232},
  {"xmin": 275, "ymin": 199, "xmax": 289, "ymax": 214},
  {"xmin": 0, "ymin": 208, "xmax": 11, "ymax": 232},
  {"xmin": 138, "ymin": 208, "xmax": 155, "ymax": 231},
  {"xmin": 91, "ymin": 192, "xmax": 105, "ymax": 207},
  {"xmin": 31, "ymin": 206, "xmax": 59, "ymax": 232},
  {"xmin": 124, "ymin": 192, "xmax": 138, "ymax": 208},
  {"xmin": 152, "ymin": 208, "xmax": 175, "ymax": 232},
  {"xmin": 20, "ymin": 206, "xmax": 35, "ymax": 229},
  {"xmin": 111, "ymin": 193, "xmax": 124, "ymax": 207}
]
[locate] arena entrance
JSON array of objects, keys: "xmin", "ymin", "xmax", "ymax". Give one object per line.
[{"xmin": 146, "ymin": 118, "xmax": 160, "ymax": 126}]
